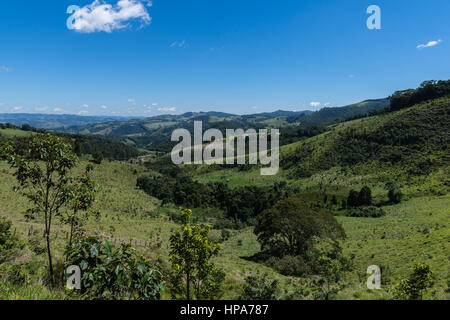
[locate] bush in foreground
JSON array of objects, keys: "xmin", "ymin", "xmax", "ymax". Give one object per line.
[
  {"xmin": 0, "ymin": 219, "xmax": 21, "ymax": 264},
  {"xmin": 65, "ymin": 237, "xmax": 163, "ymax": 300},
  {"xmin": 391, "ymin": 262, "xmax": 434, "ymax": 300},
  {"xmin": 168, "ymin": 207, "xmax": 225, "ymax": 300},
  {"xmin": 238, "ymin": 273, "xmax": 279, "ymax": 300}
]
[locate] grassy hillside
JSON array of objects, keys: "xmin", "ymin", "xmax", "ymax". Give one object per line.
[
  {"xmin": 285, "ymin": 98, "xmax": 389, "ymax": 126},
  {"xmin": 0, "ymin": 128, "xmax": 36, "ymax": 138},
  {"xmin": 1, "ymin": 158, "xmax": 448, "ymax": 300},
  {"xmin": 0, "ymin": 160, "xmax": 295, "ymax": 299},
  {"xmin": 0, "ymin": 95, "xmax": 448, "ymax": 300},
  {"xmin": 282, "ymin": 96, "xmax": 449, "ymax": 178}
]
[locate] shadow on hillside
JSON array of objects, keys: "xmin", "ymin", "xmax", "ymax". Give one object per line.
[{"xmin": 240, "ymin": 251, "xmax": 272, "ymax": 264}]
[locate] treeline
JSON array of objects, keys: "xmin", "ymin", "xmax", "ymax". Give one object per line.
[
  {"xmin": 340, "ymin": 107, "xmax": 389, "ymax": 122},
  {"xmin": 69, "ymin": 134, "xmax": 138, "ymax": 160},
  {"xmin": 0, "ymin": 122, "xmax": 138, "ymax": 161},
  {"xmin": 389, "ymin": 80, "xmax": 450, "ymax": 111},
  {"xmin": 137, "ymin": 174, "xmax": 290, "ymax": 226},
  {"xmin": 279, "ymin": 126, "xmax": 327, "ymax": 146},
  {"xmin": 285, "ymin": 99, "xmax": 389, "ymax": 126},
  {"xmin": 0, "ymin": 122, "xmax": 46, "ymax": 132}
]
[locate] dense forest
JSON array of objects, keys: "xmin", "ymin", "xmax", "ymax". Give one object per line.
[{"xmin": 136, "ymin": 172, "xmax": 291, "ymax": 226}]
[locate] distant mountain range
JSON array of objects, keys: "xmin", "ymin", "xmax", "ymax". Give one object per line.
[
  {"xmin": 0, "ymin": 113, "xmax": 142, "ymax": 129},
  {"xmin": 54, "ymin": 98, "xmax": 388, "ymax": 151},
  {"xmin": 0, "ymin": 98, "xmax": 390, "ymax": 152}
]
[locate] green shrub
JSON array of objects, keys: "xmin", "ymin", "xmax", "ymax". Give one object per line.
[
  {"xmin": 28, "ymin": 236, "xmax": 46, "ymax": 256},
  {"xmin": 220, "ymin": 229, "xmax": 231, "ymax": 242},
  {"xmin": 213, "ymin": 218, "xmax": 235, "ymax": 230},
  {"xmin": 2, "ymin": 261, "xmax": 42, "ymax": 286},
  {"xmin": 358, "ymin": 186, "xmax": 372, "ymax": 206},
  {"xmin": 388, "ymin": 188, "xmax": 403, "ymax": 204},
  {"xmin": 307, "ymin": 239, "xmax": 352, "ymax": 300},
  {"xmin": 391, "ymin": 262, "xmax": 434, "ymax": 300},
  {"xmin": 267, "ymin": 255, "xmax": 311, "ymax": 277},
  {"xmin": 0, "ymin": 218, "xmax": 21, "ymax": 264},
  {"xmin": 65, "ymin": 236, "xmax": 163, "ymax": 300},
  {"xmin": 347, "ymin": 190, "xmax": 359, "ymax": 208},
  {"xmin": 92, "ymin": 151, "xmax": 104, "ymax": 165},
  {"xmin": 168, "ymin": 208, "xmax": 225, "ymax": 300},
  {"xmin": 238, "ymin": 273, "xmax": 279, "ymax": 300},
  {"xmin": 43, "ymin": 259, "xmax": 66, "ymax": 288},
  {"xmin": 4, "ymin": 263, "xmax": 28, "ymax": 285}
]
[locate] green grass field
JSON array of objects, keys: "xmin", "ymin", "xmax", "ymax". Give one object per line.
[
  {"xmin": 1, "ymin": 155, "xmax": 448, "ymax": 300},
  {"xmin": 0, "ymin": 128, "xmax": 35, "ymax": 138}
]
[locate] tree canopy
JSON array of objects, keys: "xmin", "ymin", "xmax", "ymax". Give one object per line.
[{"xmin": 254, "ymin": 198, "xmax": 345, "ymax": 257}]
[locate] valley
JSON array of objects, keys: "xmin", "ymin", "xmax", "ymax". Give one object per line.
[{"xmin": 0, "ymin": 81, "xmax": 448, "ymax": 300}]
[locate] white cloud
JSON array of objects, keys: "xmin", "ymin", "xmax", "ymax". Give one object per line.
[
  {"xmin": 158, "ymin": 107, "xmax": 176, "ymax": 112},
  {"xmin": 13, "ymin": 106, "xmax": 23, "ymax": 111},
  {"xmin": 170, "ymin": 40, "xmax": 187, "ymax": 48},
  {"xmin": 324, "ymin": 102, "xmax": 331, "ymax": 106},
  {"xmin": 78, "ymin": 110, "xmax": 89, "ymax": 115},
  {"xmin": 35, "ymin": 106, "xmax": 49, "ymax": 112},
  {"xmin": 0, "ymin": 66, "xmax": 13, "ymax": 72},
  {"xmin": 100, "ymin": 105, "xmax": 108, "ymax": 109},
  {"xmin": 54, "ymin": 108, "xmax": 64, "ymax": 112},
  {"xmin": 82, "ymin": 104, "xmax": 89, "ymax": 108},
  {"xmin": 152, "ymin": 102, "xmax": 158, "ymax": 106},
  {"xmin": 69, "ymin": 0, "xmax": 152, "ymax": 34},
  {"xmin": 417, "ymin": 39, "xmax": 442, "ymax": 49},
  {"xmin": 128, "ymin": 98, "xmax": 136, "ymax": 104},
  {"xmin": 309, "ymin": 102, "xmax": 321, "ymax": 108}
]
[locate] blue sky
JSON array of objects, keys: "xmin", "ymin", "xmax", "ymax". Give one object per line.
[{"xmin": 0, "ymin": 0, "xmax": 448, "ymax": 116}]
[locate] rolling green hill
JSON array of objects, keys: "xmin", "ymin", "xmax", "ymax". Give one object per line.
[
  {"xmin": 58, "ymin": 99, "xmax": 388, "ymax": 152},
  {"xmin": 282, "ymin": 96, "xmax": 449, "ymax": 178},
  {"xmin": 285, "ymin": 98, "xmax": 390, "ymax": 126}
]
